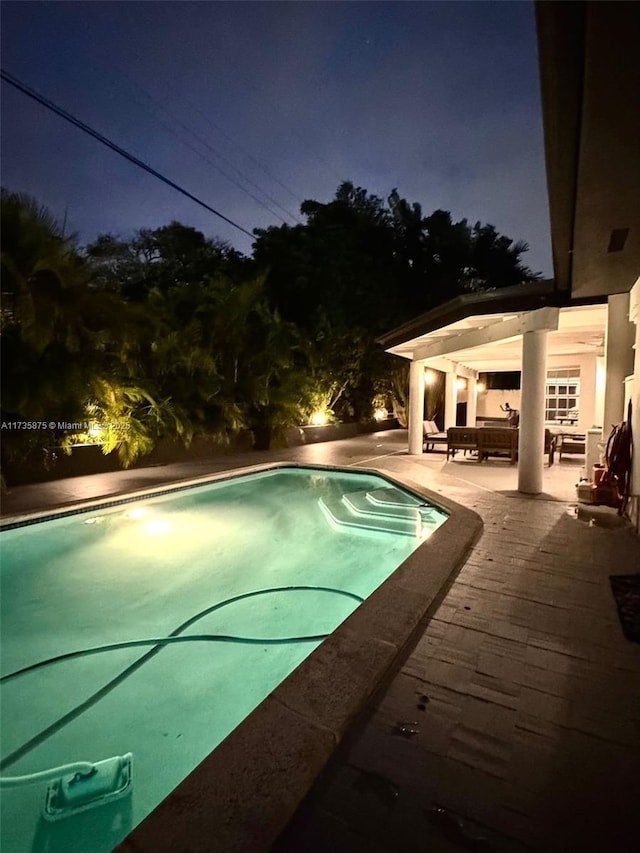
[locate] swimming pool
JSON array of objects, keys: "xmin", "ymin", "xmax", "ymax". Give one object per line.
[{"xmin": 0, "ymin": 464, "xmax": 451, "ymax": 853}]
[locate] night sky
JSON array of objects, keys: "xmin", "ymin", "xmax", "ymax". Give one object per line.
[{"xmin": 1, "ymin": 1, "xmax": 551, "ymax": 274}]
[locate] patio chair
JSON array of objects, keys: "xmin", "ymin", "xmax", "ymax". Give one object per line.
[{"xmin": 423, "ymin": 420, "xmax": 448, "ymax": 452}]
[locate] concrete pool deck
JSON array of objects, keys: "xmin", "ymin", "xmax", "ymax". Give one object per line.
[{"xmin": 2, "ymin": 430, "xmax": 640, "ymax": 851}]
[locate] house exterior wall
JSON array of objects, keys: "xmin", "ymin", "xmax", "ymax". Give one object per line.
[
  {"xmin": 475, "ymin": 352, "xmax": 599, "ymax": 431},
  {"xmin": 476, "ymin": 389, "xmax": 521, "ymax": 419}
]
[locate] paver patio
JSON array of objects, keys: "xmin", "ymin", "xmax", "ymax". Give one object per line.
[{"xmin": 2, "ymin": 430, "xmax": 639, "ymax": 851}]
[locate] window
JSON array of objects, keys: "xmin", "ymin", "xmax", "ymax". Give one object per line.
[{"xmin": 545, "ymin": 367, "xmax": 580, "ymax": 423}]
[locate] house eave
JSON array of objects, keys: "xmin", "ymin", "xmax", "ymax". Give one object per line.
[{"xmin": 377, "ymin": 280, "xmax": 604, "ymax": 352}]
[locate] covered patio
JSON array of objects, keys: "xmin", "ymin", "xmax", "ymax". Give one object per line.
[{"xmin": 378, "ymin": 286, "xmax": 613, "ymax": 497}]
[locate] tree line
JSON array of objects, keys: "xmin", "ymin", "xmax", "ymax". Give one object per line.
[{"xmin": 0, "ymin": 183, "xmax": 540, "ymax": 470}]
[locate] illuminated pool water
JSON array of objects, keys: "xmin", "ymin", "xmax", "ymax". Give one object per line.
[{"xmin": 0, "ymin": 465, "xmax": 448, "ymax": 853}]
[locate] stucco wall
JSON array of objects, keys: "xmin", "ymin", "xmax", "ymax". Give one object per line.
[{"xmin": 476, "ymin": 389, "xmax": 521, "ymax": 419}]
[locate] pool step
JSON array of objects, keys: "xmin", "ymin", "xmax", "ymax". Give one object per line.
[
  {"xmin": 347, "ymin": 489, "xmax": 445, "ymax": 525},
  {"xmin": 342, "ymin": 490, "xmax": 423, "ymax": 522},
  {"xmin": 365, "ymin": 487, "xmax": 424, "ymax": 509},
  {"xmin": 318, "ymin": 492, "xmax": 431, "ymax": 536},
  {"xmin": 318, "ymin": 494, "xmax": 420, "ymax": 537},
  {"xmin": 367, "ymin": 489, "xmax": 444, "ymax": 519}
]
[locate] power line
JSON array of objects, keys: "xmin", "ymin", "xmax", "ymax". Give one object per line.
[
  {"xmin": 220, "ymin": 52, "xmax": 346, "ymax": 188},
  {"xmin": 0, "ymin": 68, "xmax": 255, "ymax": 240},
  {"xmin": 116, "ymin": 84, "xmax": 292, "ymax": 226},
  {"xmin": 37, "ymin": 40, "xmax": 302, "ymax": 225},
  {"xmin": 153, "ymin": 75, "xmax": 305, "ymax": 208},
  {"xmin": 113, "ymin": 72, "xmax": 301, "ymax": 225}
]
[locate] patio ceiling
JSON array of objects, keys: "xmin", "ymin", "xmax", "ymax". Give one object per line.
[{"xmin": 385, "ymin": 303, "xmax": 607, "ymax": 373}]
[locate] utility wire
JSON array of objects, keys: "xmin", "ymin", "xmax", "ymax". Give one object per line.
[
  {"xmin": 0, "ymin": 68, "xmax": 255, "ymax": 240},
  {"xmin": 41, "ymin": 39, "xmax": 306, "ymax": 219},
  {"xmin": 115, "ymin": 74, "xmax": 300, "ymax": 225},
  {"xmin": 220, "ymin": 52, "xmax": 346, "ymax": 188},
  {"xmin": 117, "ymin": 85, "xmax": 292, "ymax": 226},
  {"xmin": 122, "ymin": 72, "xmax": 303, "ymax": 221},
  {"xmin": 153, "ymin": 74, "xmax": 305, "ymax": 208}
]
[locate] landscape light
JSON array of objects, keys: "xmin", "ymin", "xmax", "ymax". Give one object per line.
[
  {"xmin": 310, "ymin": 411, "xmax": 329, "ymax": 426},
  {"xmin": 373, "ymin": 408, "xmax": 388, "ymax": 421}
]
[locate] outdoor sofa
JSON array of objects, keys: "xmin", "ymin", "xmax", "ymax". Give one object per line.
[
  {"xmin": 446, "ymin": 426, "xmax": 557, "ymax": 465},
  {"xmin": 445, "ymin": 427, "xmax": 481, "ymax": 460},
  {"xmin": 424, "ymin": 417, "xmax": 514, "ymax": 453}
]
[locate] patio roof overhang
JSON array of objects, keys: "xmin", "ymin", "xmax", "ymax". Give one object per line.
[
  {"xmin": 377, "ymin": 281, "xmax": 607, "ymax": 373},
  {"xmin": 382, "ymin": 301, "xmax": 606, "ymax": 374}
]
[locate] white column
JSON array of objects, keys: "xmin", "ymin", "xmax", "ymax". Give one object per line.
[
  {"xmin": 629, "ymin": 279, "xmax": 640, "ymax": 532},
  {"xmin": 518, "ymin": 330, "xmax": 548, "ymax": 495},
  {"xmin": 408, "ymin": 360, "xmax": 425, "ymax": 455},
  {"xmin": 595, "ymin": 356, "xmax": 606, "ymax": 428},
  {"xmin": 466, "ymin": 376, "xmax": 478, "ymax": 427},
  {"xmin": 444, "ymin": 362, "xmax": 458, "ymax": 429},
  {"xmin": 603, "ymin": 292, "xmax": 635, "ymax": 434}
]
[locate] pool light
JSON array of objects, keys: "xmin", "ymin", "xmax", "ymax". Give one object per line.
[
  {"xmin": 126, "ymin": 507, "xmax": 148, "ymax": 520},
  {"xmin": 144, "ymin": 519, "xmax": 172, "ymax": 535}
]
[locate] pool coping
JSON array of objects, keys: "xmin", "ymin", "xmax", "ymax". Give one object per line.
[
  {"xmin": 0, "ymin": 461, "xmax": 289, "ymax": 528},
  {"xmin": 2, "ymin": 462, "xmax": 482, "ymax": 852}
]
